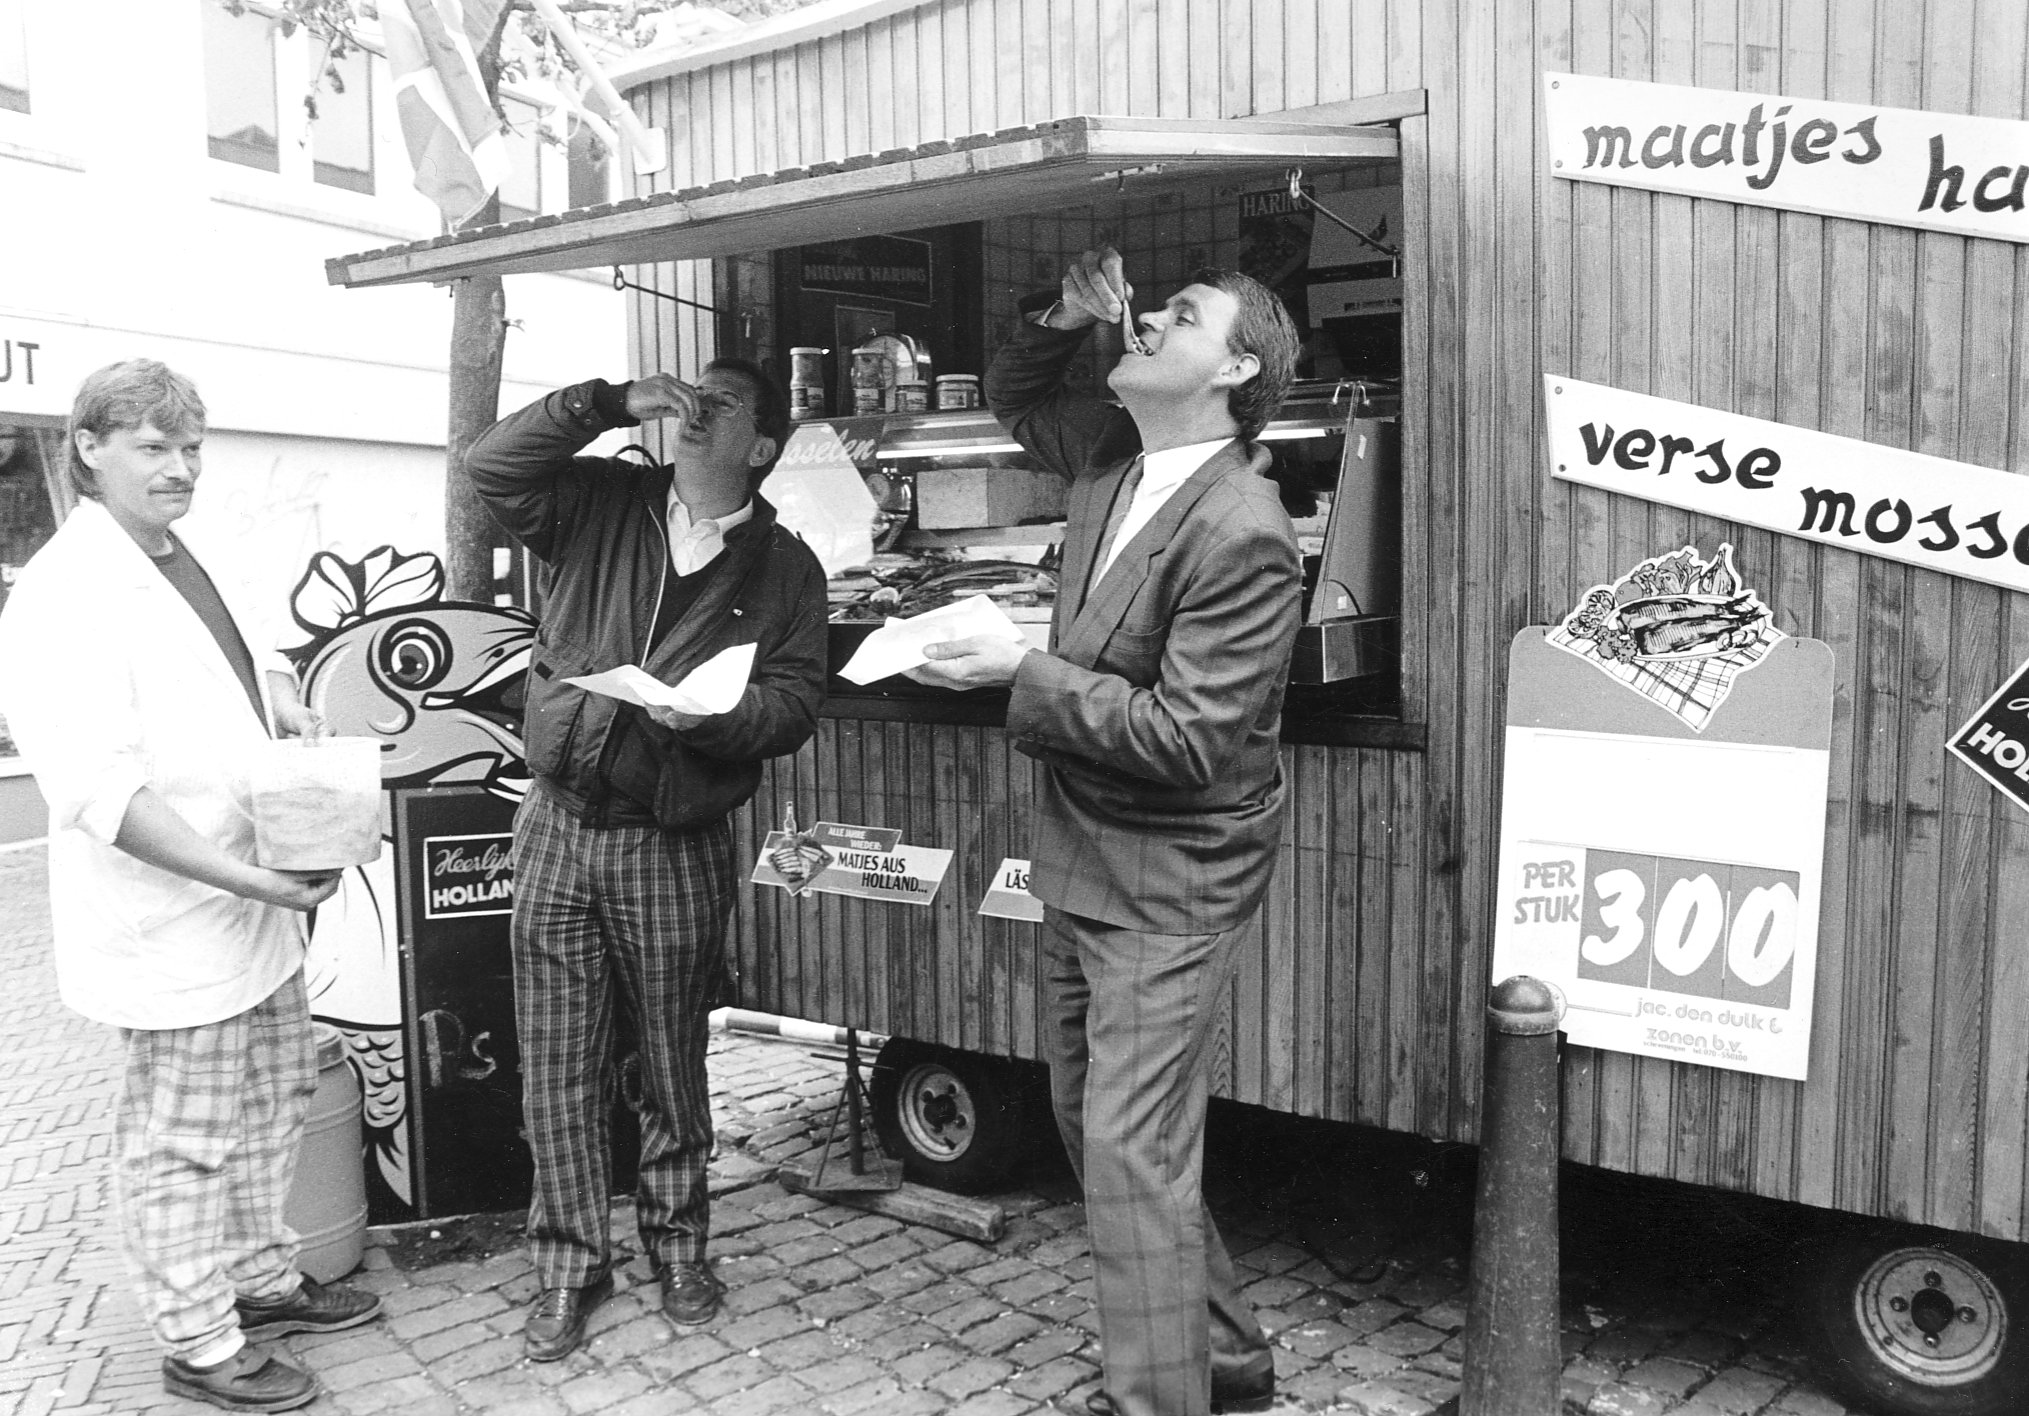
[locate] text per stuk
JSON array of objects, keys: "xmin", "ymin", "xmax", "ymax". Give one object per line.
[{"xmin": 1574, "ymin": 420, "xmax": 2029, "ymax": 567}]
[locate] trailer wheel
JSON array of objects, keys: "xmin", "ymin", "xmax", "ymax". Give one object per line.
[
  {"xmin": 1804, "ymin": 1226, "xmax": 2029, "ymax": 1416},
  {"xmin": 869, "ymin": 1042, "xmax": 1024, "ymax": 1195}
]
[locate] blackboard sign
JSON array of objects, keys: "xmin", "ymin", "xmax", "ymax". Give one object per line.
[
  {"xmin": 1949, "ymin": 655, "xmax": 2029, "ymax": 817},
  {"xmin": 798, "ymin": 234, "xmax": 934, "ymax": 306},
  {"xmin": 393, "ymin": 786, "xmax": 530, "ymax": 1219}
]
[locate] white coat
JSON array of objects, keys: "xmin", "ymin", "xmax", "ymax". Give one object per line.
[{"xmin": 0, "ymin": 498, "xmax": 304, "ymax": 1029}]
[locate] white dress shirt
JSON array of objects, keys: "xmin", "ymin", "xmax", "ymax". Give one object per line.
[
  {"xmin": 665, "ymin": 489, "xmax": 753, "ymax": 575},
  {"xmin": 1093, "ymin": 438, "xmax": 1233, "ymax": 582}
]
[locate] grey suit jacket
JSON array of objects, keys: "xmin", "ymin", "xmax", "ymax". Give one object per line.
[{"xmin": 986, "ymin": 321, "xmax": 1302, "ymax": 934}]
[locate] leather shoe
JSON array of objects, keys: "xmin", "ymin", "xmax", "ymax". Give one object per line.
[
  {"xmin": 1083, "ymin": 1362, "xmax": 1275, "ymax": 1415},
  {"xmin": 235, "ymin": 1274, "xmax": 382, "ymax": 1337},
  {"xmin": 657, "ymin": 1260, "xmax": 725, "ymax": 1328},
  {"xmin": 523, "ymin": 1272, "xmax": 614, "ymax": 1362},
  {"xmin": 162, "ymin": 1344, "xmax": 318, "ymax": 1413}
]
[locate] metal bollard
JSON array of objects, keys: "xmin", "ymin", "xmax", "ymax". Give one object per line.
[{"xmin": 1458, "ymin": 976, "xmax": 1564, "ymax": 1416}]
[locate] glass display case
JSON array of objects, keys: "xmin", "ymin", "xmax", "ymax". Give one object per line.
[{"xmin": 815, "ymin": 382, "xmax": 1404, "ymax": 742}]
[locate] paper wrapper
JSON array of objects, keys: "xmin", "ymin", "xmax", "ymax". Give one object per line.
[{"xmin": 251, "ymin": 737, "xmax": 384, "ymax": 870}]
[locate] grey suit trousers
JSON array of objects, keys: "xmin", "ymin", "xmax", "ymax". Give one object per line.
[{"xmin": 1041, "ymin": 906, "xmax": 1271, "ymax": 1416}]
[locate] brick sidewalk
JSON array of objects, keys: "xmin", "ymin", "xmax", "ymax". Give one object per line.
[{"xmin": 0, "ymin": 844, "xmax": 1862, "ymax": 1416}]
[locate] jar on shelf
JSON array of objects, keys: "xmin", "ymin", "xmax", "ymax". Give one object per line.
[
  {"xmin": 935, "ymin": 374, "xmax": 981, "ymax": 410},
  {"xmin": 850, "ymin": 347, "xmax": 891, "ymax": 415},
  {"xmin": 787, "ymin": 346, "xmax": 827, "ymax": 419},
  {"xmin": 893, "ymin": 381, "xmax": 930, "ymax": 413}
]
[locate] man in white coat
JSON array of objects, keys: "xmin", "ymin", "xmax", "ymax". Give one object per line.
[{"xmin": 0, "ymin": 361, "xmax": 382, "ymax": 1413}]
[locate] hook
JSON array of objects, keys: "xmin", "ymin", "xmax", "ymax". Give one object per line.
[{"xmin": 1286, "ymin": 166, "xmax": 1305, "ymax": 202}]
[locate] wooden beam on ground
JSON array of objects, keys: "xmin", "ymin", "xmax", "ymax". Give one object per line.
[{"xmin": 776, "ymin": 1157, "xmax": 1007, "ymax": 1243}]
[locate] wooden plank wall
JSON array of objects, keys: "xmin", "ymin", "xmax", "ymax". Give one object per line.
[
  {"xmin": 625, "ymin": 0, "xmax": 2029, "ymax": 1239},
  {"xmin": 1533, "ymin": 0, "xmax": 2029, "ymax": 1242}
]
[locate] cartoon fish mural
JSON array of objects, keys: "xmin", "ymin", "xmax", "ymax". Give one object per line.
[{"xmin": 283, "ymin": 547, "xmax": 533, "ymax": 1217}]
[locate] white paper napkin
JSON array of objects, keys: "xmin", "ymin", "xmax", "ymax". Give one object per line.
[
  {"xmin": 564, "ymin": 641, "xmax": 756, "ymax": 715},
  {"xmin": 838, "ymin": 595, "xmax": 1026, "ymax": 686}
]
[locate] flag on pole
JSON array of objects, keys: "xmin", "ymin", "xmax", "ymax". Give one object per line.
[{"xmin": 383, "ymin": 0, "xmax": 510, "ymax": 228}]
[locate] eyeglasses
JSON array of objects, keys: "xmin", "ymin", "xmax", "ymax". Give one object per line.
[{"xmin": 695, "ymin": 387, "xmax": 755, "ymax": 425}]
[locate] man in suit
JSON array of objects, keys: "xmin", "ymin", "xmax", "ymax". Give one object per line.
[{"xmin": 911, "ymin": 249, "xmax": 1303, "ymax": 1416}]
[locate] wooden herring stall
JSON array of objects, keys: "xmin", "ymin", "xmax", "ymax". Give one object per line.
[{"xmin": 328, "ymin": 1, "xmax": 2029, "ymax": 1408}]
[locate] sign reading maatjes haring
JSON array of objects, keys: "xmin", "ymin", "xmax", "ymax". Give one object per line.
[
  {"xmin": 1546, "ymin": 376, "xmax": 2029, "ymax": 595},
  {"xmin": 1545, "ymin": 72, "xmax": 2029, "ymax": 244}
]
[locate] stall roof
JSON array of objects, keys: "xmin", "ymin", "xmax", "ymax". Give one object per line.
[{"xmin": 325, "ymin": 114, "xmax": 1399, "ymax": 289}]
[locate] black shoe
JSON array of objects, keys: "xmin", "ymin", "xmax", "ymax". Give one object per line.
[
  {"xmin": 657, "ymin": 1260, "xmax": 724, "ymax": 1329},
  {"xmin": 523, "ymin": 1272, "xmax": 614, "ymax": 1362},
  {"xmin": 1083, "ymin": 1363, "xmax": 1276, "ymax": 1416},
  {"xmin": 163, "ymin": 1345, "xmax": 318, "ymax": 1413},
  {"xmin": 235, "ymin": 1275, "xmax": 382, "ymax": 1337}
]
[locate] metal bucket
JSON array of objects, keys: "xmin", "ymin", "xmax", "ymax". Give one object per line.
[{"xmin": 285, "ymin": 1024, "xmax": 368, "ymax": 1282}]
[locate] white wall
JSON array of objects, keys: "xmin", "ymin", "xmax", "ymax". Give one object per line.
[{"xmin": 0, "ymin": 0, "xmax": 628, "ymax": 594}]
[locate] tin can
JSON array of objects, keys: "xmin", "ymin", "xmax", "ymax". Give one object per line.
[
  {"xmin": 788, "ymin": 347, "xmax": 826, "ymax": 419},
  {"xmin": 935, "ymin": 374, "xmax": 981, "ymax": 410},
  {"xmin": 894, "ymin": 381, "xmax": 930, "ymax": 413}
]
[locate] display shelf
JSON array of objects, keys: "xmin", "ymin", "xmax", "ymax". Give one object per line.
[{"xmin": 898, "ymin": 525, "xmax": 1064, "ymax": 549}]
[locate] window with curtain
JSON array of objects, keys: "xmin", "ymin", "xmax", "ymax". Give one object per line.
[
  {"xmin": 203, "ymin": 1, "xmax": 279, "ymax": 171},
  {"xmin": 309, "ymin": 39, "xmax": 373, "ymax": 193}
]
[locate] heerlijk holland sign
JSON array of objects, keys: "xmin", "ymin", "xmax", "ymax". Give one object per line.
[
  {"xmin": 1949, "ymin": 656, "xmax": 2029, "ymax": 818},
  {"xmin": 1545, "ymin": 72, "xmax": 2029, "ymax": 244}
]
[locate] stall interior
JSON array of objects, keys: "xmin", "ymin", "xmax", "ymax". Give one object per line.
[{"xmin": 715, "ymin": 161, "xmax": 1406, "ymax": 732}]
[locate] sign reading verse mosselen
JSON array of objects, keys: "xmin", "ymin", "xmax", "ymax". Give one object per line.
[
  {"xmin": 1544, "ymin": 72, "xmax": 2029, "ymax": 244},
  {"xmin": 1545, "ymin": 376, "xmax": 2029, "ymax": 595}
]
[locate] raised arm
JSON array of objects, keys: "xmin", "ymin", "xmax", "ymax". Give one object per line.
[
  {"xmin": 464, "ymin": 378, "xmax": 643, "ymax": 562},
  {"xmin": 984, "ymin": 248, "xmax": 1142, "ymax": 479}
]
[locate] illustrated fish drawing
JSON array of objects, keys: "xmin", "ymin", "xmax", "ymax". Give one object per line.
[{"xmin": 283, "ymin": 547, "xmax": 533, "ymax": 1214}]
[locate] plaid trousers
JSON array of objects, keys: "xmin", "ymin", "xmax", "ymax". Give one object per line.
[
  {"xmin": 114, "ymin": 970, "xmax": 317, "ymax": 1365},
  {"xmin": 511, "ymin": 784, "xmax": 734, "ymax": 1288},
  {"xmin": 1041, "ymin": 907, "xmax": 1270, "ymax": 1416}
]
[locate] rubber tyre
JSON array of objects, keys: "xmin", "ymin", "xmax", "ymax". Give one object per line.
[
  {"xmin": 1802, "ymin": 1224, "xmax": 2029, "ymax": 1416},
  {"xmin": 868, "ymin": 1041, "xmax": 1026, "ymax": 1195}
]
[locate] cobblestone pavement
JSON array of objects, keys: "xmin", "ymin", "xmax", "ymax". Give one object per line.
[{"xmin": 1, "ymin": 842, "xmax": 1873, "ymax": 1416}]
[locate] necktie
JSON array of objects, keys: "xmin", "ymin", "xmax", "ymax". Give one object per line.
[{"xmin": 1087, "ymin": 455, "xmax": 1145, "ymax": 595}]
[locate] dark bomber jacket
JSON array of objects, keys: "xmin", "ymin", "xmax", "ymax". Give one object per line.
[{"xmin": 466, "ymin": 380, "xmax": 828, "ymax": 830}]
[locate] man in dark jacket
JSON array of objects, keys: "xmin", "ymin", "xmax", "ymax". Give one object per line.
[{"xmin": 466, "ymin": 359, "xmax": 827, "ymax": 1361}]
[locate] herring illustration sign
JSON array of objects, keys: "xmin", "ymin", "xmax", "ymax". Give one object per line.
[
  {"xmin": 1545, "ymin": 72, "xmax": 2029, "ymax": 244},
  {"xmin": 1546, "ymin": 376, "xmax": 2029, "ymax": 595}
]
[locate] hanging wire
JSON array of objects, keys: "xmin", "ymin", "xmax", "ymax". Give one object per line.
[
  {"xmin": 611, "ymin": 266, "xmax": 717, "ymax": 314},
  {"xmin": 1285, "ymin": 167, "xmax": 1401, "ymax": 261}
]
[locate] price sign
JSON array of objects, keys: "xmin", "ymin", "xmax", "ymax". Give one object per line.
[
  {"xmin": 977, "ymin": 857, "xmax": 1044, "ymax": 922},
  {"xmin": 1503, "ymin": 844, "xmax": 1803, "ymax": 1069},
  {"xmin": 1491, "ymin": 627, "xmax": 1833, "ymax": 1079}
]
